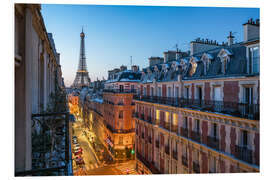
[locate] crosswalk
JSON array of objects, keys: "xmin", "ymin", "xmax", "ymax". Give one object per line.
[
  {"xmin": 88, "ymin": 163, "xmax": 99, "ymax": 170},
  {"xmin": 116, "ymin": 165, "xmax": 138, "ymax": 175}
]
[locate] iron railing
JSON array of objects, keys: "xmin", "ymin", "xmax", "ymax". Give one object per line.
[
  {"xmin": 190, "ymin": 131, "xmax": 201, "ymax": 143},
  {"xmin": 207, "ymin": 136, "xmax": 220, "ymax": 151},
  {"xmin": 15, "ymin": 112, "xmax": 70, "ymax": 176},
  {"xmin": 180, "ymin": 127, "xmax": 189, "ymax": 138},
  {"xmin": 103, "ymin": 89, "xmax": 137, "ymax": 94},
  {"xmin": 106, "ymin": 123, "xmax": 134, "ymax": 134},
  {"xmin": 134, "ymin": 96, "xmax": 259, "ymax": 120},
  {"xmin": 193, "ymin": 161, "xmax": 200, "ymax": 173},
  {"xmin": 136, "ymin": 152, "xmax": 160, "ymax": 174},
  {"xmin": 235, "ymin": 145, "xmax": 253, "ymax": 164}
]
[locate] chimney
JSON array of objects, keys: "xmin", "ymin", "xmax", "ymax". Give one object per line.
[
  {"xmin": 120, "ymin": 65, "xmax": 127, "ymax": 71},
  {"xmin": 227, "ymin": 31, "xmax": 234, "ymax": 46},
  {"xmin": 131, "ymin": 65, "xmax": 139, "ymax": 72},
  {"xmin": 243, "ymin": 18, "xmax": 260, "ymax": 41},
  {"xmin": 164, "ymin": 52, "xmax": 169, "ymax": 63}
]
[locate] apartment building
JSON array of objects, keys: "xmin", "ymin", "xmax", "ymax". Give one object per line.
[
  {"xmin": 15, "ymin": 4, "xmax": 68, "ymax": 175},
  {"xmin": 102, "ymin": 66, "xmax": 141, "ymax": 160},
  {"xmin": 134, "ymin": 18, "xmax": 260, "ymax": 174}
]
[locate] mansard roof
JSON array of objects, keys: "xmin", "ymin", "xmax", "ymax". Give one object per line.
[
  {"xmin": 106, "ymin": 70, "xmax": 141, "ymax": 83},
  {"xmin": 140, "ymin": 43, "xmax": 248, "ymax": 83}
]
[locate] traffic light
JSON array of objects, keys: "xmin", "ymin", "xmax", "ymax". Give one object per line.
[{"xmin": 131, "ymin": 149, "xmax": 135, "ymax": 154}]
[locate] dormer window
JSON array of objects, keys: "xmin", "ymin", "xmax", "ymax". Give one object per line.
[
  {"xmin": 218, "ymin": 49, "xmax": 232, "ymax": 74},
  {"xmin": 221, "ymin": 56, "xmax": 229, "ymax": 74},
  {"xmin": 201, "ymin": 53, "xmax": 213, "ymax": 75},
  {"xmin": 189, "ymin": 57, "xmax": 198, "ymax": 76}
]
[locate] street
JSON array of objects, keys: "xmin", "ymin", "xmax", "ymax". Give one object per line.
[{"xmin": 71, "ymin": 120, "xmax": 138, "ymax": 175}]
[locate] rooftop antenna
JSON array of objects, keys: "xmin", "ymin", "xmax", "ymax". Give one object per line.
[{"xmin": 172, "ymin": 43, "xmax": 179, "ymax": 52}]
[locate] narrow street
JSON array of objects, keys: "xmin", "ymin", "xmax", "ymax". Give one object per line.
[{"xmin": 71, "ymin": 120, "xmax": 136, "ymax": 175}]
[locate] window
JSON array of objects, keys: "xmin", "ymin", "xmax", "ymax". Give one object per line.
[
  {"xmin": 221, "ymin": 56, "xmax": 229, "ymax": 74},
  {"xmin": 131, "ymin": 85, "xmax": 135, "ymax": 91},
  {"xmin": 175, "ymin": 87, "xmax": 179, "ymax": 97},
  {"xmin": 195, "ymin": 119, "xmax": 200, "ymax": 133},
  {"xmin": 168, "ymin": 87, "xmax": 171, "ymax": 97},
  {"xmin": 249, "ymin": 46, "xmax": 260, "ymax": 74},
  {"xmin": 151, "ymin": 87, "xmax": 154, "ymax": 96},
  {"xmin": 211, "ymin": 123, "xmax": 218, "ymax": 138},
  {"xmin": 244, "ymin": 87, "xmax": 253, "ymax": 104},
  {"xmin": 197, "ymin": 86, "xmax": 202, "ymax": 100},
  {"xmin": 185, "ymin": 87, "xmax": 189, "ymax": 99},
  {"xmin": 119, "ymin": 85, "xmax": 124, "ymax": 92},
  {"xmin": 143, "ymin": 87, "xmax": 146, "ymax": 96},
  {"xmin": 119, "ymin": 110, "xmax": 123, "ymax": 119},
  {"xmin": 158, "ymin": 87, "xmax": 162, "ymax": 97},
  {"xmin": 184, "ymin": 117, "xmax": 188, "ymax": 129},
  {"xmin": 241, "ymin": 130, "xmax": 248, "ymax": 147},
  {"xmin": 213, "ymin": 86, "xmax": 222, "ymax": 101}
]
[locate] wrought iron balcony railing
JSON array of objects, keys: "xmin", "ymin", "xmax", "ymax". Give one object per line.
[
  {"xmin": 180, "ymin": 127, "xmax": 189, "ymax": 138},
  {"xmin": 193, "ymin": 161, "xmax": 200, "ymax": 173},
  {"xmin": 106, "ymin": 123, "xmax": 135, "ymax": 134},
  {"xmin": 136, "ymin": 152, "xmax": 160, "ymax": 174},
  {"xmin": 207, "ymin": 136, "xmax": 220, "ymax": 151},
  {"xmin": 134, "ymin": 96, "xmax": 259, "ymax": 120},
  {"xmin": 15, "ymin": 112, "xmax": 70, "ymax": 176},
  {"xmin": 182, "ymin": 155, "xmax": 188, "ymax": 167},
  {"xmin": 103, "ymin": 88, "xmax": 137, "ymax": 94},
  {"xmin": 235, "ymin": 145, "xmax": 253, "ymax": 164},
  {"xmin": 190, "ymin": 131, "xmax": 201, "ymax": 143}
]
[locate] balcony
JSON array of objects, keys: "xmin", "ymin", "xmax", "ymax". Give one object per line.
[
  {"xmin": 155, "ymin": 140, "xmax": 160, "ymax": 148},
  {"xmin": 193, "ymin": 161, "xmax": 200, "ymax": 173},
  {"xmin": 171, "ymin": 125, "xmax": 178, "ymax": 134},
  {"xmin": 141, "ymin": 114, "xmax": 145, "ymax": 121},
  {"xmin": 235, "ymin": 145, "xmax": 253, "ymax": 164},
  {"xmin": 147, "ymin": 116, "xmax": 153, "ymax": 124},
  {"xmin": 182, "ymin": 155, "xmax": 188, "ymax": 167},
  {"xmin": 106, "ymin": 123, "xmax": 135, "ymax": 134},
  {"xmin": 180, "ymin": 127, "xmax": 189, "ymax": 138},
  {"xmin": 16, "ymin": 112, "xmax": 70, "ymax": 176},
  {"xmin": 190, "ymin": 131, "xmax": 201, "ymax": 143},
  {"xmin": 136, "ymin": 152, "xmax": 161, "ymax": 174},
  {"xmin": 165, "ymin": 145, "xmax": 170, "ymax": 155},
  {"xmin": 103, "ymin": 88, "xmax": 137, "ymax": 94},
  {"xmin": 173, "ymin": 150, "xmax": 178, "ymax": 160},
  {"xmin": 207, "ymin": 136, "xmax": 219, "ymax": 151},
  {"xmin": 134, "ymin": 96, "xmax": 259, "ymax": 121}
]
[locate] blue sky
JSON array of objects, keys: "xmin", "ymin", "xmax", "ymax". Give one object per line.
[{"xmin": 41, "ymin": 4, "xmax": 259, "ymax": 87}]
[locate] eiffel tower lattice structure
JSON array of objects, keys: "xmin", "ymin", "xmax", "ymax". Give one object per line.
[{"xmin": 72, "ymin": 29, "xmax": 91, "ymax": 88}]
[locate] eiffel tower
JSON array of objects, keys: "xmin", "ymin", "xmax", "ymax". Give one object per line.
[{"xmin": 72, "ymin": 28, "xmax": 91, "ymax": 88}]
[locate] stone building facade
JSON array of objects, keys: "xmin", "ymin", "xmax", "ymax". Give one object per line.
[
  {"xmin": 134, "ymin": 19, "xmax": 260, "ymax": 174},
  {"xmin": 15, "ymin": 4, "xmax": 65, "ymax": 173}
]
